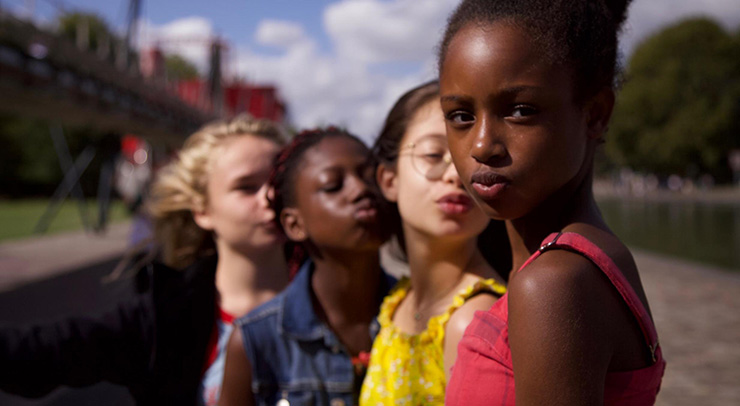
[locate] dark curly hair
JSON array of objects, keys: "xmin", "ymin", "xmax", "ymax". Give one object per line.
[
  {"xmin": 268, "ymin": 127, "xmax": 368, "ymax": 277},
  {"xmin": 438, "ymin": 0, "xmax": 633, "ymax": 103}
]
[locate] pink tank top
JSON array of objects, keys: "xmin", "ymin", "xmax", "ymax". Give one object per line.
[{"xmin": 445, "ymin": 232, "xmax": 666, "ymax": 405}]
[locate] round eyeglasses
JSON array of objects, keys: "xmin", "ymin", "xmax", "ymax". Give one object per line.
[{"xmin": 399, "ymin": 135, "xmax": 453, "ymax": 181}]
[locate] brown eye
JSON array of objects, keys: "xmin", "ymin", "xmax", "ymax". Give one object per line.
[
  {"xmin": 510, "ymin": 105, "xmax": 538, "ymax": 119},
  {"xmin": 446, "ymin": 111, "xmax": 475, "ymax": 126}
]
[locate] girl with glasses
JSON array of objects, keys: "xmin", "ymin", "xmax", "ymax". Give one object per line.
[{"xmin": 359, "ymin": 81, "xmax": 508, "ymax": 405}]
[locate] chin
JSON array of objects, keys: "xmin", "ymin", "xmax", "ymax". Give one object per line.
[
  {"xmin": 352, "ymin": 233, "xmax": 386, "ymax": 252},
  {"xmin": 483, "ymin": 205, "xmax": 533, "ymax": 223},
  {"xmin": 251, "ymin": 236, "xmax": 286, "ymax": 250},
  {"xmin": 440, "ymin": 228, "xmax": 481, "ymax": 242},
  {"xmin": 469, "ymin": 203, "xmax": 504, "ymax": 221},
  {"xmin": 465, "ymin": 195, "xmax": 506, "ymax": 220}
]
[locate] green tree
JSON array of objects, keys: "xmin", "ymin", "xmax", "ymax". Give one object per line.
[
  {"xmin": 165, "ymin": 54, "xmax": 200, "ymax": 81},
  {"xmin": 57, "ymin": 12, "xmax": 115, "ymax": 52},
  {"xmin": 0, "ymin": 115, "xmax": 116, "ymax": 198},
  {"xmin": 606, "ymin": 18, "xmax": 740, "ymax": 181},
  {"xmin": 0, "ymin": 115, "xmax": 59, "ymax": 196}
]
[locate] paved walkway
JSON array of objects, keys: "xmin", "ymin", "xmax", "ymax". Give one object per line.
[
  {"xmin": 634, "ymin": 249, "xmax": 740, "ymax": 406},
  {"xmin": 0, "ymin": 222, "xmax": 130, "ymax": 292},
  {"xmin": 0, "ymin": 225, "xmax": 737, "ymax": 404}
]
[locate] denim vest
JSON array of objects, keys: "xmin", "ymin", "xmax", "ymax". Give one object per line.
[{"xmin": 236, "ymin": 261, "xmax": 395, "ymax": 406}]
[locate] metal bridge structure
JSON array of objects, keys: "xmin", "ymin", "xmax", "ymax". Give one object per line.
[
  {"xmin": 0, "ymin": 7, "xmax": 214, "ymax": 145},
  {"xmin": 0, "ymin": 1, "xmax": 223, "ymax": 234},
  {"xmin": 0, "ymin": 1, "xmax": 289, "ymax": 235}
]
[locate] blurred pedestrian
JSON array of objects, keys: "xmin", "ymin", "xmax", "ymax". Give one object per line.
[{"xmin": 0, "ymin": 114, "xmax": 290, "ymax": 405}]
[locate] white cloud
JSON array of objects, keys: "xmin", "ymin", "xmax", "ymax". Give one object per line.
[
  {"xmin": 229, "ymin": 0, "xmax": 459, "ymax": 141},
  {"xmin": 137, "ymin": 17, "xmax": 216, "ymax": 73},
  {"xmin": 255, "ymin": 20, "xmax": 306, "ymax": 49},
  {"xmin": 129, "ymin": 1, "xmax": 458, "ymax": 141},
  {"xmin": 137, "ymin": 0, "xmax": 740, "ymax": 143},
  {"xmin": 233, "ymin": 39, "xmax": 433, "ymax": 141},
  {"xmin": 230, "ymin": 0, "xmax": 459, "ymax": 142},
  {"xmin": 324, "ymin": 0, "xmax": 459, "ymax": 64}
]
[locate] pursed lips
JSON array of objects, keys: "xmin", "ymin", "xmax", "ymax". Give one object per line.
[
  {"xmin": 353, "ymin": 198, "xmax": 379, "ymax": 222},
  {"xmin": 470, "ymin": 170, "xmax": 510, "ymax": 201},
  {"xmin": 436, "ymin": 192, "xmax": 474, "ymax": 215}
]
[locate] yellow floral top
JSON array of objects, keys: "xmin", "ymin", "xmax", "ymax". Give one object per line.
[{"xmin": 360, "ymin": 277, "xmax": 506, "ymax": 405}]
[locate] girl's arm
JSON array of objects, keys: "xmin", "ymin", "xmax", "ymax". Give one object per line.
[
  {"xmin": 508, "ymin": 250, "xmax": 615, "ymax": 406},
  {"xmin": 218, "ymin": 328, "xmax": 255, "ymax": 406},
  {"xmin": 0, "ymin": 295, "xmax": 153, "ymax": 397},
  {"xmin": 444, "ymin": 293, "xmax": 499, "ymax": 382}
]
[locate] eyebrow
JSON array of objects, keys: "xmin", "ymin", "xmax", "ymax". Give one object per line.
[
  {"xmin": 440, "ymin": 94, "xmax": 468, "ymax": 103},
  {"xmin": 497, "ymin": 85, "xmax": 542, "ymax": 97},
  {"xmin": 314, "ymin": 157, "xmax": 374, "ymax": 175},
  {"xmin": 441, "ymin": 85, "xmax": 543, "ymax": 103},
  {"xmin": 228, "ymin": 171, "xmax": 266, "ymax": 185},
  {"xmin": 312, "ymin": 163, "xmax": 348, "ymax": 177},
  {"xmin": 416, "ymin": 132, "xmax": 448, "ymax": 141}
]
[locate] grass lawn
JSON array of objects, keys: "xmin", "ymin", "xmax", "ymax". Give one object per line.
[{"xmin": 0, "ymin": 199, "xmax": 131, "ymax": 242}]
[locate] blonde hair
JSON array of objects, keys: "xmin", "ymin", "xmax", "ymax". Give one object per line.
[{"xmin": 147, "ymin": 114, "xmax": 287, "ymax": 269}]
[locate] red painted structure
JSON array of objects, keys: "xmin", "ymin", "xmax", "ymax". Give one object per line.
[
  {"xmin": 127, "ymin": 48, "xmax": 287, "ymax": 194},
  {"xmin": 223, "ymin": 83, "xmax": 286, "ymax": 122},
  {"xmin": 140, "ymin": 46, "xmax": 287, "ymax": 123},
  {"xmin": 174, "ymin": 80, "xmax": 286, "ymax": 122}
]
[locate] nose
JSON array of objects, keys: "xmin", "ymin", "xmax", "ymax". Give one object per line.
[
  {"xmin": 440, "ymin": 154, "xmax": 463, "ymax": 187},
  {"xmin": 348, "ymin": 173, "xmax": 373, "ymax": 203},
  {"xmin": 258, "ymin": 184, "xmax": 276, "ymax": 219},
  {"xmin": 258, "ymin": 184, "xmax": 271, "ymax": 206},
  {"xmin": 470, "ymin": 117, "xmax": 506, "ymax": 165}
]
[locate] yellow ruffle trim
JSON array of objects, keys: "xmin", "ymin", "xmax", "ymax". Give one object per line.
[{"xmin": 376, "ymin": 277, "xmax": 507, "ymax": 345}]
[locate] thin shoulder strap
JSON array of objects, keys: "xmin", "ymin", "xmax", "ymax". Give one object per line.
[{"xmin": 524, "ymin": 232, "xmax": 661, "ymax": 363}]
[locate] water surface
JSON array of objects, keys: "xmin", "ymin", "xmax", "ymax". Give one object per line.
[{"xmin": 598, "ymin": 198, "xmax": 740, "ymax": 271}]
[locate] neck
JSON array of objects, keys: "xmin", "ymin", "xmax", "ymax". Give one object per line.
[
  {"xmin": 310, "ymin": 249, "xmax": 382, "ymax": 325},
  {"xmin": 214, "ymin": 241, "xmax": 288, "ymax": 317},
  {"xmin": 403, "ymin": 226, "xmax": 488, "ymax": 306},
  {"xmin": 507, "ymin": 163, "xmax": 605, "ymax": 274}
]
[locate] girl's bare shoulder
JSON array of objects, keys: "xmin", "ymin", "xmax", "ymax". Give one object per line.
[{"xmin": 507, "ymin": 246, "xmax": 624, "ymax": 333}]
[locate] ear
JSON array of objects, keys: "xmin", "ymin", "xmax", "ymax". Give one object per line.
[
  {"xmin": 376, "ymin": 163, "xmax": 399, "ymax": 203},
  {"xmin": 192, "ymin": 208, "xmax": 214, "ymax": 231},
  {"xmin": 585, "ymin": 87, "xmax": 615, "ymax": 140},
  {"xmin": 280, "ymin": 208, "xmax": 308, "ymax": 242}
]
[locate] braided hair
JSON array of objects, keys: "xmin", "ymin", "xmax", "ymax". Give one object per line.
[
  {"xmin": 268, "ymin": 127, "xmax": 368, "ymax": 278},
  {"xmin": 438, "ymin": 0, "xmax": 633, "ymax": 103}
]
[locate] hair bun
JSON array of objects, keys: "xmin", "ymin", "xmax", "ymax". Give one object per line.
[{"xmin": 603, "ymin": 0, "xmax": 632, "ymax": 27}]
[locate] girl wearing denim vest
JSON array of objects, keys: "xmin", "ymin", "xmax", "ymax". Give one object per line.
[{"xmin": 219, "ymin": 128, "xmax": 395, "ymax": 406}]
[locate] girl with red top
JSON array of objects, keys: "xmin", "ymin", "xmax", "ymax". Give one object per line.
[{"xmin": 438, "ymin": 1, "xmax": 666, "ymax": 405}]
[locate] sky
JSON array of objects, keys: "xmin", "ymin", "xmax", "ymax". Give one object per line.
[{"xmin": 8, "ymin": 0, "xmax": 740, "ymax": 143}]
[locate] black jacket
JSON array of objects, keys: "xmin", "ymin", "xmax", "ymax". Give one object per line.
[{"xmin": 0, "ymin": 256, "xmax": 218, "ymax": 405}]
